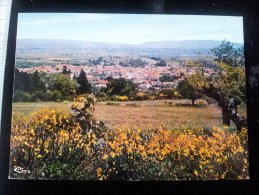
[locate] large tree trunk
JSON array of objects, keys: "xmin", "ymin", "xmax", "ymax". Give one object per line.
[
  {"xmin": 204, "ymin": 84, "xmax": 247, "ymax": 133},
  {"xmin": 191, "ymin": 98, "xmax": 195, "ymax": 106},
  {"xmin": 222, "ymin": 107, "xmax": 231, "ymax": 126}
]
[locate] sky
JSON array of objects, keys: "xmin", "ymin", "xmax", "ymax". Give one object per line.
[{"xmin": 17, "ymin": 13, "xmax": 244, "ymax": 44}]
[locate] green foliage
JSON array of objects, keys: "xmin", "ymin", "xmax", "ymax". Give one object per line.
[
  {"xmin": 46, "ymin": 90, "xmax": 62, "ymax": 102},
  {"xmin": 211, "ymin": 40, "xmax": 244, "ymax": 67},
  {"xmin": 48, "ymin": 73, "xmax": 77, "ymax": 101},
  {"xmin": 13, "ymin": 69, "xmax": 47, "ymax": 102},
  {"xmin": 159, "ymin": 88, "xmax": 177, "ymax": 99},
  {"xmin": 177, "ymin": 77, "xmax": 203, "ymax": 105},
  {"xmin": 159, "ymin": 73, "xmax": 177, "ymax": 82},
  {"xmin": 14, "ymin": 69, "xmax": 46, "ymax": 93},
  {"xmin": 211, "ymin": 61, "xmax": 246, "ymax": 102},
  {"xmin": 184, "ymin": 40, "xmax": 245, "ymax": 105},
  {"xmin": 76, "ymin": 69, "xmax": 92, "ymax": 95},
  {"xmin": 128, "ymin": 58, "xmax": 146, "ymax": 67},
  {"xmin": 30, "ymin": 70, "xmax": 46, "ymax": 92},
  {"xmin": 184, "ymin": 40, "xmax": 246, "ymax": 130},
  {"xmin": 62, "ymin": 65, "xmax": 71, "ymax": 75},
  {"xmin": 14, "ymin": 69, "xmax": 31, "ymax": 92},
  {"xmin": 13, "ymin": 90, "xmax": 32, "ymax": 102},
  {"xmin": 156, "ymin": 60, "xmax": 167, "ymax": 67},
  {"xmin": 105, "ymin": 77, "xmax": 138, "ymax": 98}
]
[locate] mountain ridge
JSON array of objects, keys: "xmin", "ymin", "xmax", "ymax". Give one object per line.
[{"xmin": 16, "ymin": 39, "xmax": 244, "ymax": 49}]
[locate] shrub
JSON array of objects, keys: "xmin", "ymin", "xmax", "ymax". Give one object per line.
[
  {"xmin": 97, "ymin": 126, "xmax": 249, "ymax": 180},
  {"xmin": 118, "ymin": 96, "xmax": 129, "ymax": 101},
  {"xmin": 10, "ymin": 94, "xmax": 107, "ymax": 180},
  {"xmin": 46, "ymin": 90, "xmax": 62, "ymax": 102},
  {"xmin": 13, "ymin": 90, "xmax": 32, "ymax": 102},
  {"xmin": 159, "ymin": 93, "xmax": 167, "ymax": 99},
  {"xmin": 135, "ymin": 92, "xmax": 148, "ymax": 101}
]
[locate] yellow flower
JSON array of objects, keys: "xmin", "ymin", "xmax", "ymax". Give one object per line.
[
  {"xmin": 110, "ymin": 152, "xmax": 115, "ymax": 158},
  {"xmin": 37, "ymin": 154, "xmax": 42, "ymax": 158},
  {"xmin": 102, "ymin": 154, "xmax": 108, "ymax": 159},
  {"xmin": 223, "ymin": 125, "xmax": 229, "ymax": 129}
]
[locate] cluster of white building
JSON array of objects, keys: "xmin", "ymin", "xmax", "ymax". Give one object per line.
[{"xmin": 20, "ymin": 62, "xmax": 216, "ymax": 91}]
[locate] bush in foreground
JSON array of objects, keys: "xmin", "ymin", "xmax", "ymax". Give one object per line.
[{"xmin": 10, "ymin": 98, "xmax": 248, "ymax": 180}]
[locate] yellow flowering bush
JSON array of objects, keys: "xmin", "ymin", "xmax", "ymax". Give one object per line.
[
  {"xmin": 10, "ymin": 96, "xmax": 249, "ymax": 180},
  {"xmin": 135, "ymin": 92, "xmax": 149, "ymax": 101},
  {"xmin": 159, "ymin": 93, "xmax": 167, "ymax": 99},
  {"xmin": 10, "ymin": 95, "xmax": 107, "ymax": 180},
  {"xmin": 97, "ymin": 126, "xmax": 248, "ymax": 180},
  {"xmin": 118, "ymin": 96, "xmax": 129, "ymax": 101}
]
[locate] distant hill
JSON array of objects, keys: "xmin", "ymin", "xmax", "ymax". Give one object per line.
[
  {"xmin": 16, "ymin": 39, "xmax": 243, "ymax": 49},
  {"xmin": 139, "ymin": 40, "xmax": 243, "ymax": 49},
  {"xmin": 16, "ymin": 39, "xmax": 132, "ymax": 49}
]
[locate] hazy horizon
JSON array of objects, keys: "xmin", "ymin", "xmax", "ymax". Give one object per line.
[
  {"xmin": 17, "ymin": 14, "xmax": 244, "ymax": 45},
  {"xmin": 16, "ymin": 39, "xmax": 243, "ymax": 46}
]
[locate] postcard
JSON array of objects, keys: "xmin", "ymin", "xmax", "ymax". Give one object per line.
[{"xmin": 9, "ymin": 13, "xmax": 248, "ymax": 180}]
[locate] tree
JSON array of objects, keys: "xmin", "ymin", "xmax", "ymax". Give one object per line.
[
  {"xmin": 177, "ymin": 78, "xmax": 203, "ymax": 105},
  {"xmin": 62, "ymin": 65, "xmax": 71, "ymax": 75},
  {"xmin": 13, "ymin": 69, "xmax": 47, "ymax": 102},
  {"xmin": 13, "ymin": 69, "xmax": 30, "ymax": 92},
  {"xmin": 76, "ymin": 69, "xmax": 92, "ymax": 95},
  {"xmin": 30, "ymin": 70, "xmax": 46, "ymax": 92},
  {"xmin": 156, "ymin": 60, "xmax": 167, "ymax": 67},
  {"xmin": 211, "ymin": 40, "xmax": 244, "ymax": 67},
  {"xmin": 203, "ymin": 62, "xmax": 246, "ymax": 131},
  {"xmin": 49, "ymin": 73, "xmax": 77, "ymax": 100},
  {"xmin": 159, "ymin": 73, "xmax": 177, "ymax": 82},
  {"xmin": 185, "ymin": 40, "xmax": 246, "ymax": 132},
  {"xmin": 105, "ymin": 77, "xmax": 138, "ymax": 98}
]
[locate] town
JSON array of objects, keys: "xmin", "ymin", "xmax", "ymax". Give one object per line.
[{"xmin": 16, "ymin": 51, "xmax": 216, "ymax": 92}]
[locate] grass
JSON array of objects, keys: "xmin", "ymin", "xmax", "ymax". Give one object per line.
[
  {"xmin": 95, "ymin": 103, "xmax": 223, "ymax": 130},
  {"xmin": 12, "ymin": 101, "xmax": 72, "ymax": 116},
  {"xmin": 12, "ymin": 99, "xmax": 245, "ymax": 131}
]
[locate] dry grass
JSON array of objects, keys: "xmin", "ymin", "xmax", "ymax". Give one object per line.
[
  {"xmin": 12, "ymin": 99, "xmax": 246, "ymax": 131},
  {"xmin": 94, "ymin": 102, "xmax": 223, "ymax": 130},
  {"xmin": 12, "ymin": 101, "xmax": 72, "ymax": 116}
]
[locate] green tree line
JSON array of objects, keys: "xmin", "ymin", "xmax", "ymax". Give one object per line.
[{"xmin": 13, "ymin": 69, "xmax": 92, "ymax": 102}]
